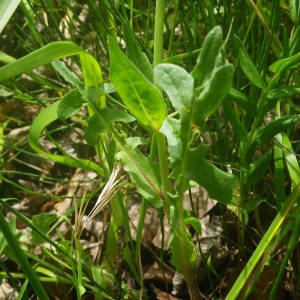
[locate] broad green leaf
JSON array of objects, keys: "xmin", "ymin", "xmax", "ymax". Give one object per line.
[
  {"xmin": 126, "ymin": 137, "xmax": 149, "ymax": 149},
  {"xmin": 0, "ymin": 41, "xmax": 85, "ymax": 82},
  {"xmin": 97, "ymin": 83, "xmax": 116, "ymax": 94},
  {"xmin": 282, "ymin": 133, "xmax": 300, "ymax": 186},
  {"xmin": 80, "ymin": 53, "xmax": 103, "ymax": 88},
  {"xmin": 108, "ymin": 36, "xmax": 167, "ymax": 131},
  {"xmin": 192, "ymin": 26, "xmax": 223, "ymax": 87},
  {"xmin": 160, "ymin": 117, "xmax": 182, "ymax": 166},
  {"xmin": 29, "ymin": 101, "xmax": 104, "ymax": 175},
  {"xmin": 80, "ymin": 53, "xmax": 104, "ymax": 108},
  {"xmin": 154, "ymin": 63, "xmax": 194, "ymax": 113},
  {"xmin": 0, "ymin": 0, "xmax": 21, "ymax": 34},
  {"xmin": 117, "ymin": 148, "xmax": 163, "ymax": 207},
  {"xmin": 32, "ymin": 213, "xmax": 57, "ymax": 244},
  {"xmin": 124, "ymin": 23, "xmax": 153, "ymax": 82},
  {"xmin": 239, "ymin": 44, "xmax": 265, "ymax": 89},
  {"xmin": 171, "ymin": 231, "xmax": 197, "ymax": 273},
  {"xmin": 184, "ymin": 146, "xmax": 237, "ymax": 205},
  {"xmin": 85, "ymin": 108, "xmax": 135, "ymax": 145},
  {"xmin": 195, "ymin": 64, "xmax": 234, "ymax": 120},
  {"xmin": 51, "ymin": 60, "xmax": 81, "ymax": 86},
  {"xmin": 269, "ymin": 51, "xmax": 300, "ymax": 74},
  {"xmin": 57, "ymin": 88, "xmax": 86, "ymax": 120},
  {"xmin": 252, "ymin": 115, "xmax": 300, "ymax": 144}
]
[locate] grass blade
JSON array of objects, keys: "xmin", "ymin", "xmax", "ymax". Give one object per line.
[
  {"xmin": 0, "ymin": 0, "xmax": 21, "ymax": 34},
  {"xmin": 28, "ymin": 100, "xmax": 104, "ymax": 175},
  {"xmin": 0, "ymin": 42, "xmax": 84, "ymax": 82},
  {"xmin": 0, "ymin": 210, "xmax": 49, "ymax": 300},
  {"xmin": 225, "ymin": 185, "xmax": 300, "ymax": 300}
]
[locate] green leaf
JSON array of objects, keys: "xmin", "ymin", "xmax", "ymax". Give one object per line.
[
  {"xmin": 0, "ymin": 210, "xmax": 49, "ymax": 300},
  {"xmin": 160, "ymin": 117, "xmax": 182, "ymax": 166},
  {"xmin": 51, "ymin": 60, "xmax": 81, "ymax": 86},
  {"xmin": 75, "ymin": 247, "xmax": 86, "ymax": 299},
  {"xmin": 29, "ymin": 100, "xmax": 104, "ymax": 175},
  {"xmin": 85, "ymin": 108, "xmax": 135, "ymax": 145},
  {"xmin": 124, "ymin": 23, "xmax": 153, "ymax": 82},
  {"xmin": 0, "ymin": 41, "xmax": 85, "ymax": 82},
  {"xmin": 126, "ymin": 137, "xmax": 149, "ymax": 149},
  {"xmin": 192, "ymin": 26, "xmax": 223, "ymax": 87},
  {"xmin": 195, "ymin": 64, "xmax": 234, "ymax": 120},
  {"xmin": 80, "ymin": 53, "xmax": 103, "ymax": 88},
  {"xmin": 282, "ymin": 133, "xmax": 300, "ymax": 186},
  {"xmin": 17, "ymin": 279, "xmax": 29, "ymax": 300},
  {"xmin": 0, "ymin": 0, "xmax": 21, "ymax": 34},
  {"xmin": 226, "ymin": 186, "xmax": 300, "ymax": 300},
  {"xmin": 108, "ymin": 36, "xmax": 167, "ymax": 131},
  {"xmin": 239, "ymin": 45, "xmax": 265, "ymax": 89},
  {"xmin": 269, "ymin": 51, "xmax": 300, "ymax": 74},
  {"xmin": 185, "ymin": 146, "xmax": 237, "ymax": 205},
  {"xmin": 228, "ymin": 88, "xmax": 255, "ymax": 114},
  {"xmin": 0, "ymin": 85, "xmax": 14, "ymax": 97},
  {"xmin": 243, "ymin": 198, "xmax": 266, "ymax": 213},
  {"xmin": 267, "ymin": 86, "xmax": 300, "ymax": 99},
  {"xmin": 32, "ymin": 213, "xmax": 57, "ymax": 244},
  {"xmin": 252, "ymin": 115, "xmax": 300, "ymax": 144},
  {"xmin": 246, "ymin": 153, "xmax": 271, "ymax": 185},
  {"xmin": 171, "ymin": 231, "xmax": 197, "ymax": 273},
  {"xmin": 0, "ymin": 216, "xmax": 15, "ymax": 255},
  {"xmin": 184, "ymin": 217, "xmax": 201, "ymax": 234},
  {"xmin": 80, "ymin": 53, "xmax": 104, "ymax": 108},
  {"xmin": 289, "ymin": 27, "xmax": 300, "ymax": 56},
  {"xmin": 154, "ymin": 63, "xmax": 194, "ymax": 113},
  {"xmin": 117, "ymin": 148, "xmax": 163, "ymax": 208},
  {"xmin": 57, "ymin": 88, "xmax": 86, "ymax": 120}
]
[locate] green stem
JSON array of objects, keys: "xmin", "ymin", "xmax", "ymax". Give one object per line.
[
  {"xmin": 153, "ymin": 1, "xmax": 200, "ymax": 298},
  {"xmin": 156, "ymin": 131, "xmax": 170, "ymax": 197},
  {"xmin": 153, "ymin": 0, "xmax": 170, "ymax": 199},
  {"xmin": 153, "ymin": 0, "xmax": 165, "ymax": 67}
]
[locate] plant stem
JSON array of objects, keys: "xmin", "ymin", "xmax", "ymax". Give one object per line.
[
  {"xmin": 153, "ymin": 0, "xmax": 170, "ymax": 198},
  {"xmin": 153, "ymin": 0, "xmax": 165, "ymax": 67},
  {"xmin": 156, "ymin": 131, "xmax": 170, "ymax": 197},
  {"xmin": 154, "ymin": 1, "xmax": 201, "ymax": 291}
]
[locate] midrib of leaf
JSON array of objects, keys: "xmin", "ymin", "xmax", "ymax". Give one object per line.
[{"xmin": 122, "ymin": 68, "xmax": 157, "ymax": 129}]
